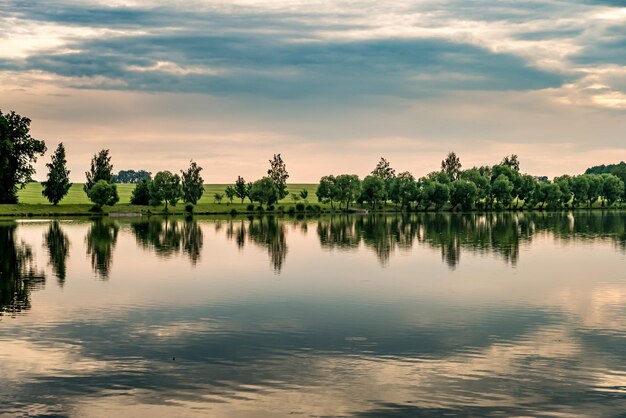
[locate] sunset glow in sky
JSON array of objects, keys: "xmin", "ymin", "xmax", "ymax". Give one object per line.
[{"xmin": 2, "ymin": 0, "xmax": 626, "ymax": 181}]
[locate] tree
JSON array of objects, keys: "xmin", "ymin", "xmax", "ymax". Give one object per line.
[
  {"xmin": 334, "ymin": 174, "xmax": 361, "ymax": 210},
  {"xmin": 130, "ymin": 178, "xmax": 151, "ymax": 205},
  {"xmin": 316, "ymin": 175, "xmax": 337, "ymax": 208},
  {"xmin": 181, "ymin": 160, "xmax": 204, "ymax": 204},
  {"xmin": 0, "ymin": 110, "xmax": 47, "ymax": 203},
  {"xmin": 84, "ymin": 149, "xmax": 113, "ymax": 193},
  {"xmin": 423, "ymin": 181, "xmax": 450, "ymax": 210},
  {"xmin": 492, "ymin": 174, "xmax": 514, "ymax": 208},
  {"xmin": 361, "ymin": 175, "xmax": 386, "ymax": 209},
  {"xmin": 388, "ymin": 172, "xmax": 417, "ymax": 210},
  {"xmin": 460, "ymin": 168, "xmax": 491, "ymax": 207},
  {"xmin": 214, "ymin": 192, "xmax": 224, "ymax": 204},
  {"xmin": 88, "ymin": 180, "xmax": 119, "ymax": 210},
  {"xmin": 42, "ymin": 143, "xmax": 71, "ymax": 205},
  {"xmin": 587, "ymin": 174, "xmax": 603, "ymax": 207},
  {"xmin": 113, "ymin": 170, "xmax": 151, "ymax": 183},
  {"xmin": 234, "ymin": 176, "xmax": 247, "ymax": 203},
  {"xmin": 299, "ymin": 189, "xmax": 309, "ymax": 203},
  {"xmin": 150, "ymin": 171, "xmax": 182, "ymax": 209},
  {"xmin": 602, "ymin": 174, "xmax": 624, "ymax": 206},
  {"xmin": 267, "ymin": 154, "xmax": 289, "ymax": 200},
  {"xmin": 554, "ymin": 175, "xmax": 573, "ymax": 207},
  {"xmin": 516, "ymin": 174, "xmax": 536, "ymax": 208},
  {"xmin": 501, "ymin": 154, "xmax": 520, "ymax": 172},
  {"xmin": 441, "ymin": 151, "xmax": 462, "ymax": 181},
  {"xmin": 225, "ymin": 186, "xmax": 236, "ymax": 204},
  {"xmin": 534, "ymin": 182, "xmax": 562, "ymax": 209},
  {"xmin": 571, "ymin": 175, "xmax": 590, "ymax": 207},
  {"xmin": 290, "ymin": 193, "xmax": 301, "ymax": 203},
  {"xmin": 371, "ymin": 157, "xmax": 396, "ymax": 180},
  {"xmin": 450, "ymin": 180, "xmax": 478, "ymax": 211},
  {"xmin": 249, "ymin": 177, "xmax": 279, "ymax": 207}
]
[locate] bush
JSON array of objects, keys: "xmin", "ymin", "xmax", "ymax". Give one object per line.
[
  {"xmin": 185, "ymin": 203, "xmax": 194, "ymax": 213},
  {"xmin": 287, "ymin": 207, "xmax": 296, "ymax": 214},
  {"xmin": 246, "ymin": 204, "xmax": 255, "ymax": 211},
  {"xmin": 296, "ymin": 203, "xmax": 305, "ymax": 212},
  {"xmin": 267, "ymin": 204, "xmax": 275, "ymax": 211},
  {"xmin": 278, "ymin": 205, "xmax": 285, "ymax": 212},
  {"xmin": 305, "ymin": 204, "xmax": 314, "ymax": 212},
  {"xmin": 257, "ymin": 205, "xmax": 265, "ymax": 212},
  {"xmin": 230, "ymin": 208, "xmax": 238, "ymax": 216}
]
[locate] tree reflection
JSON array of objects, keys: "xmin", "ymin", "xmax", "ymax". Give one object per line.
[
  {"xmin": 0, "ymin": 223, "xmax": 45, "ymax": 315},
  {"xmin": 44, "ymin": 221, "xmax": 70, "ymax": 285},
  {"xmin": 131, "ymin": 218, "xmax": 203, "ymax": 265},
  {"xmin": 86, "ymin": 219, "xmax": 119, "ymax": 280}
]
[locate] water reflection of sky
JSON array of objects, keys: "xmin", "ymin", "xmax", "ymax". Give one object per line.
[{"xmin": 1, "ymin": 214, "xmax": 625, "ymax": 417}]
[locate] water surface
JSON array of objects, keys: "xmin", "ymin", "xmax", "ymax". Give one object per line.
[{"xmin": 1, "ymin": 213, "xmax": 625, "ymax": 417}]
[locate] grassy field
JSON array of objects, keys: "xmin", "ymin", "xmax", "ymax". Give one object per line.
[{"xmin": 0, "ymin": 183, "xmax": 324, "ymax": 216}]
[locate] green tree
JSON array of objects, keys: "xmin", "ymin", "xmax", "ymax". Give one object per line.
[
  {"xmin": 249, "ymin": 177, "xmax": 279, "ymax": 207},
  {"xmin": 234, "ymin": 176, "xmax": 247, "ymax": 203},
  {"xmin": 150, "ymin": 171, "xmax": 182, "ymax": 209},
  {"xmin": 602, "ymin": 174, "xmax": 624, "ymax": 206},
  {"xmin": 534, "ymin": 182, "xmax": 562, "ymax": 209},
  {"xmin": 371, "ymin": 157, "xmax": 396, "ymax": 180},
  {"xmin": 492, "ymin": 174, "xmax": 514, "ymax": 208},
  {"xmin": 42, "ymin": 143, "xmax": 71, "ymax": 205},
  {"xmin": 587, "ymin": 174, "xmax": 603, "ymax": 207},
  {"xmin": 460, "ymin": 168, "xmax": 491, "ymax": 207},
  {"xmin": 84, "ymin": 149, "xmax": 113, "ymax": 193},
  {"xmin": 423, "ymin": 181, "xmax": 450, "ymax": 210},
  {"xmin": 299, "ymin": 189, "xmax": 309, "ymax": 203},
  {"xmin": 554, "ymin": 175, "xmax": 573, "ymax": 207},
  {"xmin": 361, "ymin": 175, "xmax": 386, "ymax": 209},
  {"xmin": 450, "ymin": 180, "xmax": 478, "ymax": 211},
  {"xmin": 225, "ymin": 186, "xmax": 236, "ymax": 204},
  {"xmin": 88, "ymin": 180, "xmax": 119, "ymax": 210},
  {"xmin": 214, "ymin": 192, "xmax": 224, "ymax": 204},
  {"xmin": 113, "ymin": 170, "xmax": 150, "ymax": 183},
  {"xmin": 316, "ymin": 175, "xmax": 337, "ymax": 208},
  {"xmin": 0, "ymin": 110, "xmax": 47, "ymax": 203},
  {"xmin": 441, "ymin": 151, "xmax": 462, "ymax": 180},
  {"xmin": 388, "ymin": 172, "xmax": 417, "ymax": 210},
  {"xmin": 181, "ymin": 160, "xmax": 204, "ymax": 204},
  {"xmin": 571, "ymin": 175, "xmax": 590, "ymax": 208},
  {"xmin": 267, "ymin": 154, "xmax": 289, "ymax": 200},
  {"xmin": 130, "ymin": 178, "xmax": 151, "ymax": 205},
  {"xmin": 516, "ymin": 174, "xmax": 536, "ymax": 208},
  {"xmin": 334, "ymin": 174, "xmax": 361, "ymax": 210},
  {"xmin": 501, "ymin": 154, "xmax": 520, "ymax": 172}
]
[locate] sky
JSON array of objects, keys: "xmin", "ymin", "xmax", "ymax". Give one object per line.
[{"xmin": 1, "ymin": 0, "xmax": 626, "ymax": 182}]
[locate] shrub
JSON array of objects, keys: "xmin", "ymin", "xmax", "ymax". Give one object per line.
[
  {"xmin": 185, "ymin": 203, "xmax": 194, "ymax": 213},
  {"xmin": 278, "ymin": 205, "xmax": 285, "ymax": 212},
  {"xmin": 230, "ymin": 208, "xmax": 238, "ymax": 216},
  {"xmin": 257, "ymin": 205, "xmax": 265, "ymax": 212},
  {"xmin": 287, "ymin": 207, "xmax": 296, "ymax": 214},
  {"xmin": 296, "ymin": 203, "xmax": 305, "ymax": 212},
  {"xmin": 267, "ymin": 204, "xmax": 275, "ymax": 211},
  {"xmin": 246, "ymin": 204, "xmax": 255, "ymax": 211},
  {"xmin": 305, "ymin": 204, "xmax": 313, "ymax": 212}
]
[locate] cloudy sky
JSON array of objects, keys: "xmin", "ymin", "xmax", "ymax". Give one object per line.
[{"xmin": 2, "ymin": 0, "xmax": 626, "ymax": 182}]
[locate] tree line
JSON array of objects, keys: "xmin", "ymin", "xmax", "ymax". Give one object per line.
[{"xmin": 1, "ymin": 109, "xmax": 625, "ymax": 211}]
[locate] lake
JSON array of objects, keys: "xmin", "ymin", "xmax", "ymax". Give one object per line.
[{"xmin": 1, "ymin": 212, "xmax": 625, "ymax": 417}]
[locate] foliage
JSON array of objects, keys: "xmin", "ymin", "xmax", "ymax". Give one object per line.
[
  {"xmin": 249, "ymin": 177, "xmax": 279, "ymax": 207},
  {"xmin": 450, "ymin": 180, "xmax": 478, "ymax": 211},
  {"xmin": 441, "ymin": 151, "xmax": 462, "ymax": 181},
  {"xmin": 84, "ymin": 149, "xmax": 113, "ymax": 193},
  {"xmin": 267, "ymin": 154, "xmax": 289, "ymax": 200},
  {"xmin": 316, "ymin": 175, "xmax": 337, "ymax": 208},
  {"xmin": 42, "ymin": 143, "xmax": 71, "ymax": 205},
  {"xmin": 112, "ymin": 170, "xmax": 151, "ymax": 183},
  {"xmin": 214, "ymin": 192, "xmax": 224, "ymax": 204},
  {"xmin": 371, "ymin": 157, "xmax": 396, "ymax": 180},
  {"xmin": 234, "ymin": 176, "xmax": 247, "ymax": 203},
  {"xmin": 361, "ymin": 175, "xmax": 386, "ymax": 209},
  {"xmin": 492, "ymin": 174, "xmax": 514, "ymax": 208},
  {"xmin": 150, "ymin": 171, "xmax": 182, "ymax": 209},
  {"xmin": 423, "ymin": 181, "xmax": 450, "ymax": 210},
  {"xmin": 181, "ymin": 161, "xmax": 204, "ymax": 204},
  {"xmin": 299, "ymin": 188, "xmax": 309, "ymax": 201},
  {"xmin": 334, "ymin": 174, "xmax": 361, "ymax": 210},
  {"xmin": 0, "ymin": 110, "xmax": 47, "ymax": 203},
  {"xmin": 501, "ymin": 154, "xmax": 520, "ymax": 172},
  {"xmin": 225, "ymin": 186, "xmax": 236, "ymax": 204},
  {"xmin": 87, "ymin": 180, "xmax": 119, "ymax": 209},
  {"xmin": 130, "ymin": 178, "xmax": 151, "ymax": 205}
]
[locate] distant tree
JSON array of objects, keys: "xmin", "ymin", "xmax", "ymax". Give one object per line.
[
  {"xmin": 586, "ymin": 174, "xmax": 603, "ymax": 207},
  {"xmin": 334, "ymin": 174, "xmax": 361, "ymax": 210},
  {"xmin": 388, "ymin": 172, "xmax": 417, "ymax": 210},
  {"xmin": 181, "ymin": 160, "xmax": 204, "ymax": 204},
  {"xmin": 84, "ymin": 149, "xmax": 114, "ymax": 193},
  {"xmin": 42, "ymin": 143, "xmax": 72, "ymax": 205},
  {"xmin": 554, "ymin": 175, "xmax": 573, "ymax": 207},
  {"xmin": 516, "ymin": 174, "xmax": 536, "ymax": 208},
  {"xmin": 113, "ymin": 170, "xmax": 151, "ymax": 183},
  {"xmin": 501, "ymin": 154, "xmax": 520, "ymax": 172},
  {"xmin": 225, "ymin": 186, "xmax": 236, "ymax": 204},
  {"xmin": 534, "ymin": 182, "xmax": 562, "ymax": 209},
  {"xmin": 130, "ymin": 178, "xmax": 151, "ymax": 205},
  {"xmin": 234, "ymin": 176, "xmax": 247, "ymax": 203},
  {"xmin": 361, "ymin": 175, "xmax": 386, "ymax": 209},
  {"xmin": 214, "ymin": 192, "xmax": 224, "ymax": 204},
  {"xmin": 316, "ymin": 175, "xmax": 337, "ymax": 208},
  {"xmin": 299, "ymin": 189, "xmax": 309, "ymax": 203},
  {"xmin": 371, "ymin": 157, "xmax": 396, "ymax": 180},
  {"xmin": 423, "ymin": 181, "xmax": 450, "ymax": 210},
  {"xmin": 492, "ymin": 174, "xmax": 514, "ymax": 208},
  {"xmin": 428, "ymin": 170, "xmax": 452, "ymax": 185},
  {"xmin": 291, "ymin": 193, "xmax": 301, "ymax": 202},
  {"xmin": 267, "ymin": 154, "xmax": 289, "ymax": 200},
  {"xmin": 602, "ymin": 174, "xmax": 624, "ymax": 206},
  {"xmin": 150, "ymin": 171, "xmax": 182, "ymax": 209},
  {"xmin": 249, "ymin": 177, "xmax": 279, "ymax": 207},
  {"xmin": 0, "ymin": 110, "xmax": 47, "ymax": 203},
  {"xmin": 441, "ymin": 151, "xmax": 462, "ymax": 181},
  {"xmin": 246, "ymin": 182, "xmax": 254, "ymax": 203},
  {"xmin": 450, "ymin": 180, "xmax": 478, "ymax": 211},
  {"xmin": 571, "ymin": 175, "xmax": 590, "ymax": 207},
  {"xmin": 460, "ymin": 168, "xmax": 491, "ymax": 206},
  {"xmin": 88, "ymin": 180, "xmax": 119, "ymax": 210}
]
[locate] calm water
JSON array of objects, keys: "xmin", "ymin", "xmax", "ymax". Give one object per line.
[{"xmin": 1, "ymin": 213, "xmax": 625, "ymax": 417}]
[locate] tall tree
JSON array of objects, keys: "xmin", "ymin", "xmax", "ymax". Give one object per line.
[
  {"xmin": 249, "ymin": 177, "xmax": 279, "ymax": 207},
  {"xmin": 42, "ymin": 143, "xmax": 72, "ymax": 205},
  {"xmin": 501, "ymin": 154, "xmax": 520, "ymax": 172},
  {"xmin": 441, "ymin": 151, "xmax": 462, "ymax": 181},
  {"xmin": 371, "ymin": 157, "xmax": 396, "ymax": 180},
  {"xmin": 316, "ymin": 175, "xmax": 337, "ymax": 208},
  {"xmin": 150, "ymin": 171, "xmax": 182, "ymax": 209},
  {"xmin": 234, "ymin": 176, "xmax": 247, "ymax": 203},
  {"xmin": 0, "ymin": 110, "xmax": 47, "ymax": 203},
  {"xmin": 267, "ymin": 154, "xmax": 289, "ymax": 200},
  {"xmin": 361, "ymin": 176, "xmax": 386, "ymax": 209},
  {"xmin": 181, "ymin": 160, "xmax": 204, "ymax": 205},
  {"xmin": 84, "ymin": 149, "xmax": 113, "ymax": 193},
  {"xmin": 130, "ymin": 178, "xmax": 151, "ymax": 205},
  {"xmin": 334, "ymin": 174, "xmax": 361, "ymax": 210}
]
